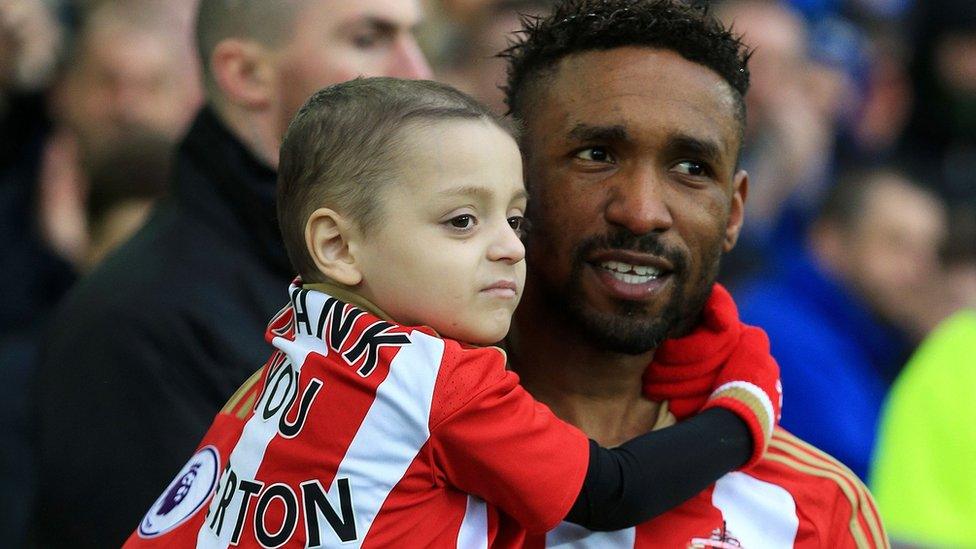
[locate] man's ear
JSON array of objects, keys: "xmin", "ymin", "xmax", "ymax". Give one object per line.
[
  {"xmin": 210, "ymin": 38, "xmax": 275, "ymax": 110},
  {"xmin": 723, "ymin": 169, "xmax": 749, "ymax": 252},
  {"xmin": 306, "ymin": 208, "xmax": 363, "ymax": 286}
]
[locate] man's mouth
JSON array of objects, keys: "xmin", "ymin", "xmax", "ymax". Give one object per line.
[
  {"xmin": 598, "ymin": 260, "xmax": 664, "ymax": 284},
  {"xmin": 584, "ymin": 251, "xmax": 675, "ymax": 301}
]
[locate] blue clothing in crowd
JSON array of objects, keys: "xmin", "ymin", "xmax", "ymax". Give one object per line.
[{"xmin": 735, "ymin": 250, "xmax": 911, "ymax": 480}]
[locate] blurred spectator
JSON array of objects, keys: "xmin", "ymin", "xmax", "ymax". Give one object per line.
[
  {"xmin": 735, "ymin": 168, "xmax": 948, "ymax": 479},
  {"xmin": 438, "ymin": 0, "xmax": 498, "ymax": 23},
  {"xmin": 2, "ymin": 131, "xmax": 169, "ymax": 544},
  {"xmin": 0, "ymin": 0, "xmax": 69, "ymax": 335},
  {"xmin": 786, "ymin": 0, "xmax": 913, "ymax": 22},
  {"xmin": 55, "ymin": 0, "xmax": 199, "ymax": 146},
  {"xmin": 840, "ymin": 23, "xmax": 913, "ymax": 163},
  {"xmin": 438, "ymin": 0, "xmax": 553, "ymax": 113},
  {"xmin": 81, "ymin": 130, "xmax": 172, "ymax": 271},
  {"xmin": 870, "ymin": 309, "xmax": 976, "ymax": 548},
  {"xmin": 715, "ymin": 0, "xmax": 847, "ymax": 284},
  {"xmin": 39, "ymin": 0, "xmax": 201, "ymax": 266},
  {"xmin": 1, "ymin": 2, "xmax": 68, "ymax": 546},
  {"xmin": 32, "ymin": 0, "xmax": 432, "ymax": 546},
  {"xmin": 901, "ymin": 0, "xmax": 976, "ymax": 206},
  {"xmin": 2, "ymin": 2, "xmax": 196, "ymax": 544},
  {"xmin": 942, "ymin": 206, "xmax": 976, "ymax": 311}
]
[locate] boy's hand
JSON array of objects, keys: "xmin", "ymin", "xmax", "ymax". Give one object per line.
[{"xmin": 701, "ymin": 325, "xmax": 782, "ymax": 469}]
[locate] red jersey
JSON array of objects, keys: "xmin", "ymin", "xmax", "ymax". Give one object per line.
[
  {"xmin": 505, "ymin": 425, "xmax": 887, "ymax": 548},
  {"xmin": 124, "ymin": 284, "xmax": 589, "ymax": 548}
]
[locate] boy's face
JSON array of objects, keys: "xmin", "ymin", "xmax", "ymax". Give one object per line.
[{"xmin": 352, "ymin": 119, "xmax": 527, "ymax": 345}]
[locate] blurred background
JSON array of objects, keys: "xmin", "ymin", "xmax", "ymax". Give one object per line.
[{"xmin": 0, "ymin": 0, "xmax": 973, "ymax": 547}]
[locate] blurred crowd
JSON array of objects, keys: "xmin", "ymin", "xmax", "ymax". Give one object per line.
[{"xmin": 0, "ymin": 0, "xmax": 973, "ymax": 547}]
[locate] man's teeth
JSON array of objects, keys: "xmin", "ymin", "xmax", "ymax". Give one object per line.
[{"xmin": 599, "ymin": 261, "xmax": 663, "ymax": 283}]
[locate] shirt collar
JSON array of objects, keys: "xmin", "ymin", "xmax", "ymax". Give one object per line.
[{"xmin": 301, "ymin": 281, "xmax": 393, "ymax": 322}]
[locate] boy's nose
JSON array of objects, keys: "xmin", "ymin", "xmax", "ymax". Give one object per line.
[{"xmin": 487, "ymin": 221, "xmax": 526, "ymax": 265}]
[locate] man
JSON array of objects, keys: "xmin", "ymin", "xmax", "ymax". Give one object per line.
[
  {"xmin": 40, "ymin": 0, "xmax": 200, "ymax": 268},
  {"xmin": 737, "ymin": 168, "xmax": 948, "ymax": 479},
  {"xmin": 33, "ymin": 1, "xmax": 430, "ymax": 546},
  {"xmin": 0, "ymin": 2, "xmax": 65, "ymax": 544},
  {"xmin": 1, "ymin": 0, "xmax": 68, "ymax": 337},
  {"xmin": 502, "ymin": 1, "xmax": 886, "ymax": 546},
  {"xmin": 438, "ymin": 0, "xmax": 553, "ymax": 114}
]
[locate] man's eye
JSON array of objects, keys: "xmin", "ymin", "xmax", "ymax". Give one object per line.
[
  {"xmin": 673, "ymin": 160, "xmax": 708, "ymax": 176},
  {"xmin": 508, "ymin": 216, "xmax": 530, "ymax": 237},
  {"xmin": 575, "ymin": 147, "xmax": 614, "ymax": 163},
  {"xmin": 447, "ymin": 214, "xmax": 477, "ymax": 230},
  {"xmin": 353, "ymin": 34, "xmax": 377, "ymax": 48}
]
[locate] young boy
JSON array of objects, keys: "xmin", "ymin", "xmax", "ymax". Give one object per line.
[{"xmin": 125, "ymin": 78, "xmax": 779, "ymax": 548}]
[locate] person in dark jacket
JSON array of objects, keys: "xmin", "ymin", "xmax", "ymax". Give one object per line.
[
  {"xmin": 736, "ymin": 168, "xmax": 948, "ymax": 480},
  {"xmin": 32, "ymin": 1, "xmax": 431, "ymax": 546}
]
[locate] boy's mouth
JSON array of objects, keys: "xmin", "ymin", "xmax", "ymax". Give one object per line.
[{"xmin": 481, "ymin": 279, "xmax": 519, "ymax": 298}]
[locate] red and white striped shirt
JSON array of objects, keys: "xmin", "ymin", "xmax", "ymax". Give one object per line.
[
  {"xmin": 124, "ymin": 284, "xmax": 588, "ymax": 548},
  {"xmin": 501, "ymin": 428, "xmax": 888, "ymax": 548}
]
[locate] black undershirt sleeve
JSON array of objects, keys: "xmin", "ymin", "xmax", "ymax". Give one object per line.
[{"xmin": 563, "ymin": 408, "xmax": 751, "ymax": 531}]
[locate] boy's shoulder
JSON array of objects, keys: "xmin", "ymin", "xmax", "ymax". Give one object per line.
[{"xmin": 265, "ymin": 287, "xmax": 513, "ymax": 422}]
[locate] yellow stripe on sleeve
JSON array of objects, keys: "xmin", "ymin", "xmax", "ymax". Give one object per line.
[{"xmin": 769, "ymin": 433, "xmax": 888, "ymax": 548}]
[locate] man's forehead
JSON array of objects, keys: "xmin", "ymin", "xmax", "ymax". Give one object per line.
[
  {"xmin": 530, "ymin": 47, "xmax": 741, "ymax": 154},
  {"xmin": 318, "ymin": 0, "xmax": 424, "ymax": 27}
]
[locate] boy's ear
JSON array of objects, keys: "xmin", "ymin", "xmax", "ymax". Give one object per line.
[{"xmin": 306, "ymin": 208, "xmax": 363, "ymax": 286}]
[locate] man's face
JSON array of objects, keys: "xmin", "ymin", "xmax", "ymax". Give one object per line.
[
  {"xmin": 61, "ymin": 24, "xmax": 197, "ymax": 153},
  {"xmin": 272, "ymin": 0, "xmax": 432, "ymax": 134},
  {"xmin": 842, "ymin": 178, "xmax": 947, "ymax": 327},
  {"xmin": 520, "ymin": 47, "xmax": 747, "ymax": 353}
]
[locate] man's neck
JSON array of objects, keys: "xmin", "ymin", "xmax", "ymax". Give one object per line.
[
  {"xmin": 508, "ymin": 295, "xmax": 663, "ymax": 447},
  {"xmin": 213, "ymin": 99, "xmax": 281, "ymax": 169}
]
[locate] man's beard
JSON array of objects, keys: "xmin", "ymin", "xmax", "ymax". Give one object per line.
[{"xmin": 539, "ymin": 229, "xmax": 723, "ymax": 355}]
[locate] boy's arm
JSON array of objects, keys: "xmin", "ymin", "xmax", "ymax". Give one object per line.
[
  {"xmin": 429, "ymin": 343, "xmax": 755, "ymax": 533},
  {"xmin": 565, "ymin": 407, "xmax": 750, "ymax": 530},
  {"xmin": 566, "ymin": 324, "xmax": 782, "ymax": 529}
]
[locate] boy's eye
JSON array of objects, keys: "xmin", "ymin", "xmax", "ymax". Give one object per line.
[
  {"xmin": 448, "ymin": 214, "xmax": 477, "ymax": 230},
  {"xmin": 508, "ymin": 216, "xmax": 530, "ymax": 237}
]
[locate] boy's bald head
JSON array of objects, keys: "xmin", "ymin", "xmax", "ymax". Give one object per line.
[{"xmin": 277, "ymin": 77, "xmax": 512, "ymax": 281}]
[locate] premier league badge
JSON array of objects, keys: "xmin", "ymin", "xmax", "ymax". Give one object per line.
[{"xmin": 138, "ymin": 446, "xmax": 220, "ymax": 538}]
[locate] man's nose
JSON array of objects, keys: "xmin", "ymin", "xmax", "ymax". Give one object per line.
[
  {"xmin": 604, "ymin": 167, "xmax": 674, "ymax": 235},
  {"xmin": 391, "ymin": 37, "xmax": 433, "ymax": 80},
  {"xmin": 487, "ymin": 221, "xmax": 526, "ymax": 265}
]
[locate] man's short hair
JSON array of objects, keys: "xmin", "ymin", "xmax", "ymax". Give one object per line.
[
  {"xmin": 501, "ymin": 0, "xmax": 751, "ymax": 126},
  {"xmin": 277, "ymin": 77, "xmax": 513, "ymax": 282},
  {"xmin": 195, "ymin": 0, "xmax": 305, "ymax": 96}
]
